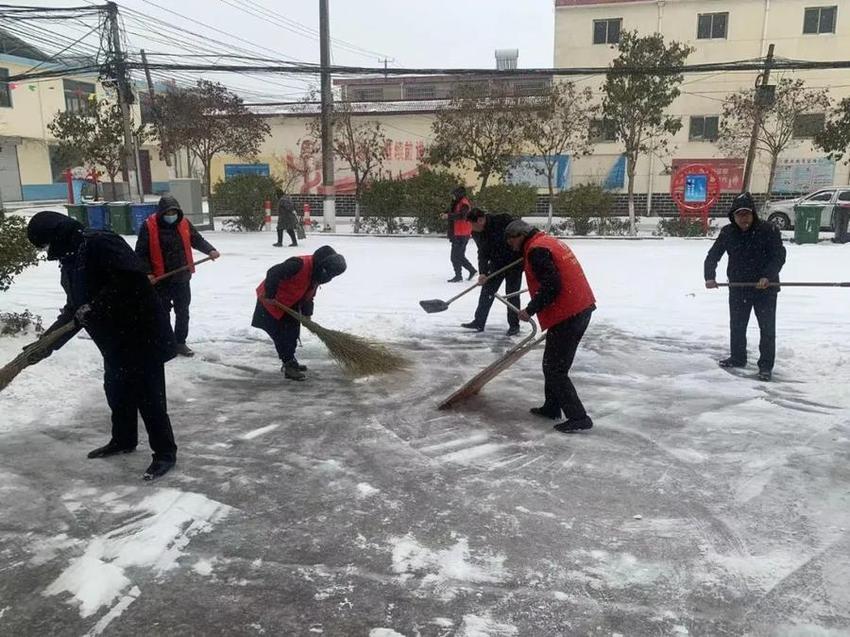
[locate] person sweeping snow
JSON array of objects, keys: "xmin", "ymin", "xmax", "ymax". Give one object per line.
[
  {"xmin": 505, "ymin": 220, "xmax": 596, "ymax": 433},
  {"xmin": 25, "ymin": 211, "xmax": 179, "ymax": 481},
  {"xmin": 252, "ymin": 245, "xmax": 347, "ymax": 380}
]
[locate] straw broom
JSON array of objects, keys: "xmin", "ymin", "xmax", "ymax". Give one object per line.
[
  {"xmin": 271, "ymin": 300, "xmax": 408, "ymax": 376},
  {"xmin": 0, "ymin": 256, "xmax": 218, "ymax": 393}
]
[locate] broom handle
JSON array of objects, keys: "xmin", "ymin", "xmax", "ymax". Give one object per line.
[
  {"xmin": 151, "ymin": 255, "xmax": 215, "ymax": 284},
  {"xmin": 503, "ymin": 288, "xmax": 528, "ymax": 299},
  {"xmin": 270, "ymin": 300, "xmax": 308, "ymax": 323},
  {"xmin": 718, "ymin": 281, "xmax": 850, "ymax": 288},
  {"xmin": 443, "ymin": 258, "xmax": 523, "ymax": 306}
]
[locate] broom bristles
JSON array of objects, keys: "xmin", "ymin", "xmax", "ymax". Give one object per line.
[{"xmin": 275, "ymin": 303, "xmax": 408, "ymax": 376}]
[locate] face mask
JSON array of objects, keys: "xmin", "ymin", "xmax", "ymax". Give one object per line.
[{"xmin": 163, "ymin": 214, "xmax": 179, "ymax": 224}]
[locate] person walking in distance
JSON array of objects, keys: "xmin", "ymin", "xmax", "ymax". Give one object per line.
[
  {"xmin": 442, "ymin": 186, "xmax": 477, "ymax": 282},
  {"xmin": 252, "ymin": 245, "xmax": 347, "ymax": 380},
  {"xmin": 704, "ymin": 192, "xmax": 786, "ymax": 381},
  {"xmin": 505, "ymin": 220, "xmax": 597, "ymax": 433},
  {"xmin": 25, "ymin": 211, "xmax": 179, "ymax": 480},
  {"xmin": 273, "ymin": 192, "xmax": 299, "ymax": 247},
  {"xmin": 135, "ymin": 195, "xmax": 220, "ymax": 357},
  {"xmin": 461, "ymin": 208, "xmax": 523, "ymax": 336}
]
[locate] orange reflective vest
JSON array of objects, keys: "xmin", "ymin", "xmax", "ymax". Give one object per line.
[
  {"xmin": 452, "ymin": 196, "xmax": 472, "ymax": 237},
  {"xmin": 146, "ymin": 216, "xmax": 194, "ymax": 279},
  {"xmin": 523, "ymin": 233, "xmax": 595, "ymax": 330},
  {"xmin": 256, "ymin": 255, "xmax": 316, "ymax": 320}
]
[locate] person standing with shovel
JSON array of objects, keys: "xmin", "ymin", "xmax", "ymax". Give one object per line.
[
  {"xmin": 135, "ymin": 195, "xmax": 220, "ymax": 357},
  {"xmin": 704, "ymin": 192, "xmax": 786, "ymax": 381},
  {"xmin": 24, "ymin": 211, "xmax": 179, "ymax": 481}
]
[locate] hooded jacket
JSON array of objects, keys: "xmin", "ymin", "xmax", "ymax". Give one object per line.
[
  {"xmin": 277, "ymin": 195, "xmax": 299, "ymax": 231},
  {"xmin": 27, "ymin": 211, "xmax": 176, "ymax": 362},
  {"xmin": 135, "ymin": 197, "xmax": 216, "ymax": 284},
  {"xmin": 704, "ymin": 193, "xmax": 786, "ymax": 288},
  {"xmin": 251, "ymin": 245, "xmax": 347, "ymax": 333}
]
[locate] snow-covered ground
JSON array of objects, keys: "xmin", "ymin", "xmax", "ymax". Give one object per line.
[{"xmin": 1, "ymin": 231, "xmax": 849, "ymax": 636}]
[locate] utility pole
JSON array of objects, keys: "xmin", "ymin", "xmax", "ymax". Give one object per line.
[
  {"xmin": 319, "ymin": 0, "xmax": 336, "ymax": 232},
  {"xmin": 140, "ymin": 49, "xmax": 172, "ymax": 173},
  {"xmin": 106, "ymin": 2, "xmax": 144, "ymax": 202},
  {"xmin": 742, "ymin": 43, "xmax": 775, "ymax": 192}
]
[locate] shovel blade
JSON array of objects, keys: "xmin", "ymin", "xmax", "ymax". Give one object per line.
[{"xmin": 419, "ymin": 299, "xmax": 449, "ymax": 313}]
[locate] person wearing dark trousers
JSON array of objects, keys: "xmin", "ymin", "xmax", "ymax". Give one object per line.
[
  {"xmin": 506, "ymin": 220, "xmax": 597, "ymax": 433},
  {"xmin": 442, "ymin": 186, "xmax": 477, "ymax": 282},
  {"xmin": 461, "ymin": 208, "xmax": 523, "ymax": 336},
  {"xmin": 25, "ymin": 211, "xmax": 179, "ymax": 481},
  {"xmin": 705, "ymin": 192, "xmax": 786, "ymax": 381},
  {"xmin": 135, "ymin": 195, "xmax": 220, "ymax": 357},
  {"xmin": 274, "ymin": 193, "xmax": 299, "ymax": 247},
  {"xmin": 252, "ymin": 245, "xmax": 347, "ymax": 380}
]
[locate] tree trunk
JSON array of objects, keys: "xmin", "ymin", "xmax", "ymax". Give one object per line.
[
  {"xmin": 766, "ymin": 152, "xmax": 780, "ymax": 204},
  {"xmin": 480, "ymin": 171, "xmax": 490, "ymax": 190},
  {"xmin": 108, "ymin": 174, "xmax": 117, "ymax": 202},
  {"xmin": 204, "ymin": 156, "xmax": 216, "ymax": 231},
  {"xmin": 547, "ymin": 173, "xmax": 555, "ymax": 232},
  {"xmin": 354, "ymin": 199, "xmax": 361, "ymax": 234},
  {"xmin": 627, "ymin": 164, "xmax": 637, "ymax": 237}
]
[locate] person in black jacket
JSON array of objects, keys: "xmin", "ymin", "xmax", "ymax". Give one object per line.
[
  {"xmin": 273, "ymin": 193, "xmax": 299, "ymax": 247},
  {"xmin": 704, "ymin": 192, "xmax": 786, "ymax": 381},
  {"xmin": 26, "ymin": 211, "xmax": 178, "ymax": 481},
  {"xmin": 460, "ymin": 208, "xmax": 523, "ymax": 336},
  {"xmin": 135, "ymin": 195, "xmax": 219, "ymax": 357},
  {"xmin": 252, "ymin": 245, "xmax": 347, "ymax": 380}
]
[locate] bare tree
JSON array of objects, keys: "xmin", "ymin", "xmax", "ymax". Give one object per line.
[
  {"xmin": 307, "ymin": 103, "xmax": 386, "ymax": 232},
  {"xmin": 155, "ymin": 80, "xmax": 270, "ymax": 229},
  {"xmin": 602, "ymin": 31, "xmax": 693, "ymax": 235},
  {"xmin": 426, "ymin": 85, "xmax": 526, "ymax": 189},
  {"xmin": 719, "ymin": 78, "xmax": 831, "ymax": 199},
  {"xmin": 520, "ymin": 82, "xmax": 595, "ymax": 229}
]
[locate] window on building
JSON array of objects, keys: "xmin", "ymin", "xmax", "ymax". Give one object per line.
[
  {"xmin": 63, "ymin": 79, "xmax": 96, "ymax": 113},
  {"xmin": 793, "ymin": 113, "xmax": 826, "ymax": 138},
  {"xmin": 590, "ymin": 119, "xmax": 617, "ymax": 142},
  {"xmin": 689, "ymin": 115, "xmax": 720, "ymax": 141},
  {"xmin": 697, "ymin": 12, "xmax": 728, "ymax": 39},
  {"xmin": 0, "ymin": 68, "xmax": 11, "ymax": 108},
  {"xmin": 49, "ymin": 145, "xmax": 75, "ymax": 182},
  {"xmin": 803, "ymin": 6, "xmax": 837, "ymax": 34},
  {"xmin": 352, "ymin": 87, "xmax": 384, "ymax": 101},
  {"xmin": 406, "ymin": 85, "xmax": 435, "ymax": 100},
  {"xmin": 593, "ymin": 18, "xmax": 622, "ymax": 45}
]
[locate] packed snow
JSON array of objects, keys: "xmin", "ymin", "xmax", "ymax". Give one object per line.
[{"xmin": 1, "ymin": 229, "xmax": 849, "ymax": 635}]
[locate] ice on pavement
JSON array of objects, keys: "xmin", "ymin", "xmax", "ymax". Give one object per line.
[{"xmin": 1, "ymin": 231, "xmax": 849, "ymax": 635}]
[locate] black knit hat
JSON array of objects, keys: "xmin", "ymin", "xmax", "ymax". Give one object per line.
[{"xmin": 730, "ymin": 192, "xmax": 756, "ymax": 215}]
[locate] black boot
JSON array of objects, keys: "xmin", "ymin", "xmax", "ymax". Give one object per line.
[
  {"xmin": 143, "ymin": 455, "xmax": 175, "ymax": 481},
  {"xmin": 282, "ymin": 360, "xmax": 306, "ymax": 380},
  {"xmin": 88, "ymin": 441, "xmax": 136, "ymax": 459},
  {"xmin": 718, "ymin": 357, "xmax": 746, "ymax": 368},
  {"xmin": 467, "ymin": 269, "xmax": 477, "ymax": 281},
  {"xmin": 530, "ymin": 405, "xmax": 561, "ymax": 420},
  {"xmin": 554, "ymin": 417, "xmax": 593, "ymax": 433},
  {"xmin": 447, "ymin": 275, "xmax": 463, "ymax": 283},
  {"xmin": 176, "ymin": 343, "xmax": 194, "ymax": 357},
  {"xmin": 757, "ymin": 367, "xmax": 772, "ymax": 381},
  {"xmin": 290, "ymin": 358, "xmax": 307, "ymax": 371},
  {"xmin": 506, "ymin": 325, "xmax": 520, "ymax": 337},
  {"xmin": 460, "ymin": 321, "xmax": 484, "ymax": 332}
]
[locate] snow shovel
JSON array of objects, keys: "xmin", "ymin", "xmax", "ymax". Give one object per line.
[
  {"xmin": 0, "ymin": 258, "xmax": 217, "ymax": 394},
  {"xmin": 718, "ymin": 281, "xmax": 850, "ymax": 288},
  {"xmin": 419, "ymin": 258, "xmax": 523, "ymax": 314},
  {"xmin": 439, "ymin": 292, "xmax": 544, "ymax": 410}
]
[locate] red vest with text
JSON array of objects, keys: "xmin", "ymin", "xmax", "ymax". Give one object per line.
[
  {"xmin": 146, "ymin": 216, "xmax": 194, "ymax": 278},
  {"xmin": 256, "ymin": 255, "xmax": 316, "ymax": 320},
  {"xmin": 453, "ymin": 196, "xmax": 472, "ymax": 237},
  {"xmin": 523, "ymin": 233, "xmax": 595, "ymax": 330}
]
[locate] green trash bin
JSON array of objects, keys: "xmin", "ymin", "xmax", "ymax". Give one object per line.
[
  {"xmin": 64, "ymin": 204, "xmax": 88, "ymax": 227},
  {"xmin": 794, "ymin": 205, "xmax": 821, "ymax": 244},
  {"xmin": 107, "ymin": 202, "xmax": 133, "ymax": 235}
]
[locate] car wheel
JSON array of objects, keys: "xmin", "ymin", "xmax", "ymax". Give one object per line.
[{"xmin": 768, "ymin": 212, "xmax": 791, "ymax": 230}]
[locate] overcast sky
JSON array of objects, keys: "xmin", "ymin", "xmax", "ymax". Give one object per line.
[{"xmin": 16, "ymin": 0, "xmax": 555, "ymax": 100}]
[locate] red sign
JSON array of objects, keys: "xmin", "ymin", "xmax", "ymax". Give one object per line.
[
  {"xmin": 671, "ymin": 158, "xmax": 744, "ymax": 193},
  {"xmin": 671, "ymin": 163, "xmax": 722, "ymax": 229}
]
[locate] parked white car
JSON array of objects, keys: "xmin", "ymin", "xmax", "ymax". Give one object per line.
[{"xmin": 764, "ymin": 187, "xmax": 850, "ymax": 230}]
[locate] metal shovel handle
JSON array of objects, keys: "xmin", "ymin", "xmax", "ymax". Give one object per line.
[{"xmin": 441, "ymin": 258, "xmax": 523, "ymax": 307}]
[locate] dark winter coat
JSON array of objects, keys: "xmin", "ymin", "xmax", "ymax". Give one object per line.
[
  {"xmin": 135, "ymin": 209, "xmax": 216, "ymax": 284},
  {"xmin": 704, "ymin": 209, "xmax": 786, "ymax": 290},
  {"xmin": 251, "ymin": 245, "xmax": 346, "ymax": 335},
  {"xmin": 29, "ymin": 215, "xmax": 176, "ymax": 363},
  {"xmin": 472, "ymin": 212, "xmax": 519, "ymax": 275},
  {"xmin": 277, "ymin": 195, "xmax": 298, "ymax": 231}
]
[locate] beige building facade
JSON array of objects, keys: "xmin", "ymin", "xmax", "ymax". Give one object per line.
[{"xmin": 554, "ymin": 0, "xmax": 850, "ymax": 211}]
